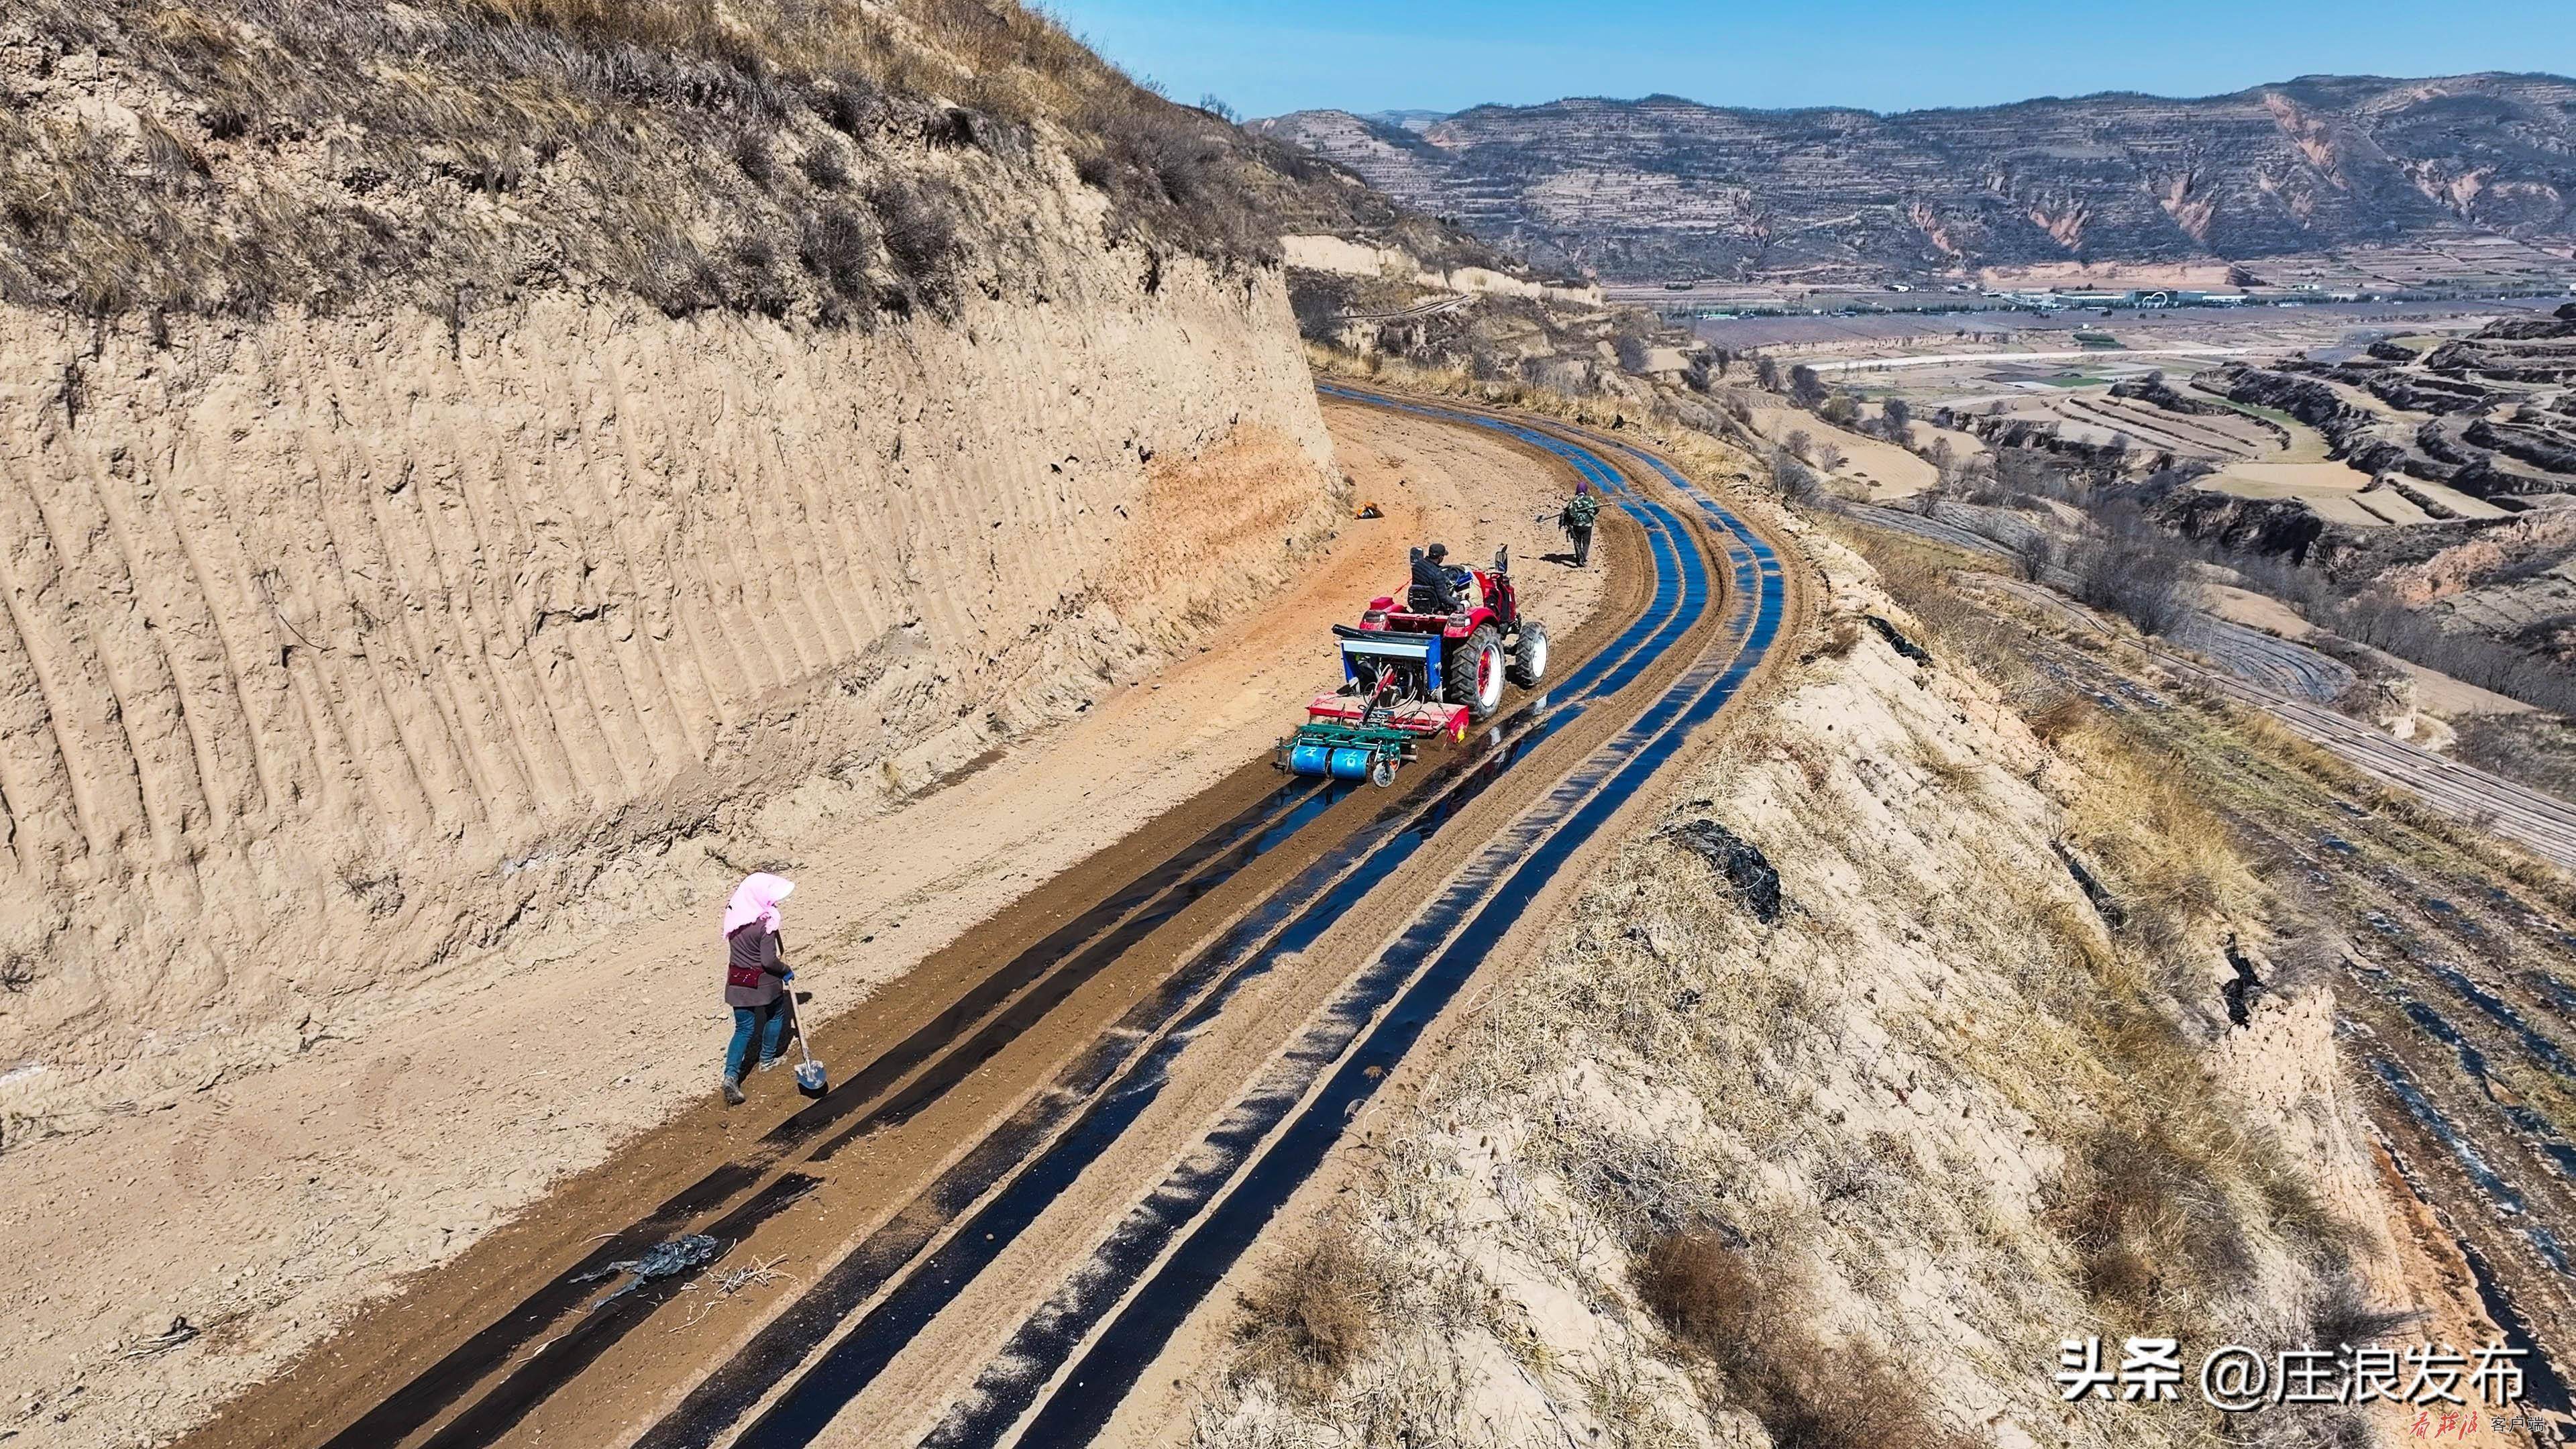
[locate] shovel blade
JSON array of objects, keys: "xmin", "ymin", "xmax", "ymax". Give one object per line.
[{"xmin": 794, "ymin": 1061, "xmax": 827, "ymax": 1095}]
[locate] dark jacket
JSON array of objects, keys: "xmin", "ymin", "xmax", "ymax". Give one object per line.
[
  {"xmin": 725, "ymin": 924, "xmax": 788, "ymax": 1008},
  {"xmin": 1408, "ymin": 550, "xmax": 1461, "ymax": 612}
]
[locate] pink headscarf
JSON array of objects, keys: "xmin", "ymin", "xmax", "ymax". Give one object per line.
[{"xmin": 722, "ymin": 872, "xmax": 795, "ymax": 939}]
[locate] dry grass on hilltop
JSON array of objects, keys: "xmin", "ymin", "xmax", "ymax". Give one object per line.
[{"xmin": 0, "ymin": 0, "xmax": 1397, "ymax": 321}]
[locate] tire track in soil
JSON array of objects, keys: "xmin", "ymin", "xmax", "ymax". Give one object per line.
[
  {"xmin": 628, "ymin": 390, "xmax": 1715, "ymax": 1449},
  {"xmin": 174, "ymin": 394, "xmax": 1666, "ymax": 1449},
  {"xmin": 894, "ymin": 399, "xmax": 1787, "ymax": 1449}
]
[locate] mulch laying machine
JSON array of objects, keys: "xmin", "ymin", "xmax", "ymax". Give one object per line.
[{"xmin": 1279, "ymin": 545, "xmax": 1549, "ymax": 788}]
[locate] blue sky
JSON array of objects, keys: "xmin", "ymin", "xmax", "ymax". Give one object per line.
[{"xmin": 1041, "ymin": 1, "xmax": 2576, "ymax": 119}]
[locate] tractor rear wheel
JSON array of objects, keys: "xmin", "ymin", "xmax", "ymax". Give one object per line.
[
  {"xmin": 1448, "ymin": 625, "xmax": 1506, "ymax": 722},
  {"xmin": 1507, "ymin": 620, "xmax": 1550, "ymax": 688}
]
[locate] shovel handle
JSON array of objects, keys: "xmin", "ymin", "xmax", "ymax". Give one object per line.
[{"xmin": 784, "ymin": 985, "xmax": 820, "ymax": 1069}]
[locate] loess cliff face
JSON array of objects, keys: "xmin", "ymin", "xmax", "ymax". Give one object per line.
[
  {"xmin": 0, "ymin": 2, "xmax": 1347, "ymax": 1130},
  {"xmin": 0, "ymin": 264, "xmax": 1337, "ymax": 1131}
]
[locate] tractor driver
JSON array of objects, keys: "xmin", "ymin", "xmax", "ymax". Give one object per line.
[{"xmin": 1410, "ymin": 542, "xmax": 1463, "ymax": 613}]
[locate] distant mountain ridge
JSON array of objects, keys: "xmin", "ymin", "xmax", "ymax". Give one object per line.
[{"xmin": 1252, "ymin": 74, "xmax": 2576, "ymax": 282}]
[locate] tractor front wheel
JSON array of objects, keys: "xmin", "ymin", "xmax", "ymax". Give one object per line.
[{"xmin": 1448, "ymin": 625, "xmax": 1506, "ymax": 722}]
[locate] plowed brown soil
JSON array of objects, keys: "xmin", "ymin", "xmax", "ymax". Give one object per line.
[
  {"xmin": 710, "ymin": 408, "xmax": 1771, "ymax": 1448},
  {"xmin": 103, "ymin": 400, "xmax": 1630, "ymax": 1449}
]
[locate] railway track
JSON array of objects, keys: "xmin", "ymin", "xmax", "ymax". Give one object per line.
[{"xmin": 176, "ymin": 388, "xmax": 1793, "ymax": 1449}]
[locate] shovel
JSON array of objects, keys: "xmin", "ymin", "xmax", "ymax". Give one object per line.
[{"xmin": 783, "ymin": 983, "xmax": 828, "ymax": 1097}]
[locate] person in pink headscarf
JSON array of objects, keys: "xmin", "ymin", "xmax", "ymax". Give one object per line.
[{"xmin": 719, "ymin": 872, "xmax": 797, "ymax": 1105}]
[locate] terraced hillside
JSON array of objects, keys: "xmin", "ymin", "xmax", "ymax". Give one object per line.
[
  {"xmin": 1255, "ymin": 74, "xmax": 2576, "ymax": 282},
  {"xmin": 2155, "ymin": 306, "xmax": 2576, "ymax": 672}
]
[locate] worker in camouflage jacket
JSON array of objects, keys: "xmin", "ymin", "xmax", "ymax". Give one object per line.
[{"xmin": 1558, "ymin": 480, "xmax": 1601, "ymax": 568}]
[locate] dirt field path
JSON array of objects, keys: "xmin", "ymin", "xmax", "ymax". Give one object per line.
[
  {"xmin": 134, "ymin": 390, "xmax": 1793, "ymax": 1449},
  {"xmin": 800, "ymin": 402, "xmax": 1788, "ymax": 1449},
  {"xmin": 1079, "ymin": 415, "xmax": 1808, "ymax": 1449},
  {"xmin": 115, "ymin": 398, "xmax": 1635, "ymax": 1449},
  {"xmin": 3, "ymin": 402, "xmax": 1599, "ymax": 1449}
]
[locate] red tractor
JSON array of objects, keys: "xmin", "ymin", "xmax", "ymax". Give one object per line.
[
  {"xmin": 1366, "ymin": 544, "xmax": 1550, "ymax": 721},
  {"xmin": 1287, "ymin": 545, "xmax": 1551, "ymax": 784}
]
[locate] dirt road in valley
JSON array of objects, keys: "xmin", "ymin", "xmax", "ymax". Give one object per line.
[
  {"xmin": 1964, "ymin": 572, "xmax": 2576, "ymax": 869},
  {"xmin": 151, "ymin": 392, "xmax": 1792, "ymax": 1449}
]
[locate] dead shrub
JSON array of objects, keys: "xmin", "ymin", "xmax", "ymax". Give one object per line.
[
  {"xmin": 1777, "ymin": 735, "xmax": 1834, "ymax": 791},
  {"xmin": 797, "ymin": 205, "xmax": 871, "ymax": 300},
  {"xmin": 798, "ymin": 141, "xmax": 850, "ymax": 191},
  {"xmin": 1229, "ymin": 1227, "xmax": 1384, "ymax": 1403},
  {"xmin": 812, "ymin": 70, "xmax": 881, "ymax": 136},
  {"xmin": 1639, "ymin": 1232, "xmax": 1971, "ymax": 1449},
  {"xmin": 2055, "ymin": 1116, "xmax": 2254, "ymax": 1319},
  {"xmin": 868, "ymin": 177, "xmax": 959, "ymax": 303},
  {"xmin": 1638, "ymin": 1232, "xmax": 1769, "ymax": 1377},
  {"xmin": 2023, "ymin": 692, "xmax": 2094, "ymax": 744},
  {"xmin": 2306, "ymin": 1273, "xmax": 2422, "ymax": 1349},
  {"xmin": 730, "ymin": 128, "xmax": 774, "ymax": 186}
]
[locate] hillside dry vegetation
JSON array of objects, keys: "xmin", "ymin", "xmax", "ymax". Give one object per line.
[
  {"xmin": 1199, "ymin": 511, "xmax": 2408, "ymax": 1448},
  {"xmin": 0, "ymin": 0, "xmax": 1441, "ymax": 322},
  {"xmin": 1844, "ymin": 521, "xmax": 2576, "ymax": 1401}
]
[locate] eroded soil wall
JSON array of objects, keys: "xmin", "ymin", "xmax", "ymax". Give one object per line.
[{"xmin": 0, "ymin": 262, "xmax": 1339, "ymax": 1125}]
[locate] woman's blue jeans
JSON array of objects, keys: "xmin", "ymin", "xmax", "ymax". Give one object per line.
[{"xmin": 724, "ymin": 1000, "xmax": 792, "ymax": 1083}]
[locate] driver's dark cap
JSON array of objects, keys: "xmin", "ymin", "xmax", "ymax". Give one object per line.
[{"xmin": 1426, "ymin": 542, "xmax": 1448, "ymax": 559}]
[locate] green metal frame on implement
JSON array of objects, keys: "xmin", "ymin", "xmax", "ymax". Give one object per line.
[{"xmin": 1281, "ymin": 718, "xmax": 1413, "ymax": 786}]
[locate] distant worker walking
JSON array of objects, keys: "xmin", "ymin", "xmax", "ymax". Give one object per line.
[
  {"xmin": 1559, "ymin": 480, "xmax": 1601, "ymax": 568},
  {"xmin": 720, "ymin": 871, "xmax": 798, "ymax": 1106}
]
